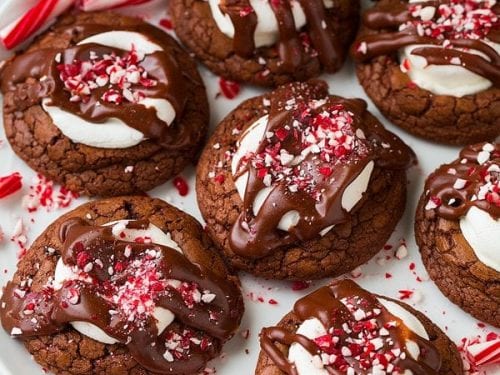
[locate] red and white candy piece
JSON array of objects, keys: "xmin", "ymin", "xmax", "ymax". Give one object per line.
[
  {"xmin": 0, "ymin": 0, "xmax": 74, "ymax": 50},
  {"xmin": 77, "ymin": 0, "xmax": 152, "ymax": 11},
  {"xmin": 466, "ymin": 338, "xmax": 500, "ymax": 366}
]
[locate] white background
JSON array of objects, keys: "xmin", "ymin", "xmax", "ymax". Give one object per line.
[{"xmin": 0, "ymin": 1, "xmax": 498, "ymax": 374}]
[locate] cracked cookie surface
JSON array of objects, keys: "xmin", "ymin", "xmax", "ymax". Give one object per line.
[
  {"xmin": 196, "ymin": 82, "xmax": 409, "ymax": 280},
  {"xmin": 169, "ymin": 0, "xmax": 360, "ymax": 87},
  {"xmin": 355, "ymin": 56, "xmax": 500, "ymax": 145},
  {"xmin": 1, "ymin": 12, "xmax": 209, "ymax": 197},
  {"xmin": 353, "ymin": 0, "xmax": 500, "ymax": 145},
  {"xmin": 2, "ymin": 196, "xmax": 243, "ymax": 374},
  {"xmin": 255, "ymin": 296, "xmax": 464, "ymax": 375},
  {"xmin": 415, "ymin": 195, "xmax": 500, "ymax": 328}
]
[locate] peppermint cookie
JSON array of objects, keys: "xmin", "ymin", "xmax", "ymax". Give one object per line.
[
  {"xmin": 1, "ymin": 12, "xmax": 208, "ymax": 196},
  {"xmin": 415, "ymin": 142, "xmax": 500, "ymax": 327},
  {"xmin": 351, "ymin": 0, "xmax": 500, "ymax": 145},
  {"xmin": 0, "ymin": 196, "xmax": 244, "ymax": 374},
  {"xmin": 257, "ymin": 279, "xmax": 464, "ymax": 375},
  {"xmin": 169, "ymin": 0, "xmax": 360, "ymax": 86},
  {"xmin": 196, "ymin": 80, "xmax": 415, "ymax": 280}
]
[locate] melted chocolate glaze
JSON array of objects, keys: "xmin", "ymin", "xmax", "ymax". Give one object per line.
[
  {"xmin": 352, "ymin": 0, "xmax": 500, "ymax": 86},
  {"xmin": 0, "ymin": 219, "xmax": 242, "ymax": 374},
  {"xmin": 260, "ymin": 279, "xmax": 442, "ymax": 374},
  {"xmin": 218, "ymin": 0, "xmax": 343, "ymax": 72},
  {"xmin": 229, "ymin": 82, "xmax": 414, "ymax": 259},
  {"xmin": 0, "ymin": 22, "xmax": 194, "ymax": 150},
  {"xmin": 425, "ymin": 142, "xmax": 500, "ymax": 220}
]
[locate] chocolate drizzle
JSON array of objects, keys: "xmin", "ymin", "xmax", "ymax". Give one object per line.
[
  {"xmin": 0, "ymin": 219, "xmax": 242, "ymax": 374},
  {"xmin": 352, "ymin": 0, "xmax": 500, "ymax": 86},
  {"xmin": 218, "ymin": 0, "xmax": 343, "ymax": 72},
  {"xmin": 425, "ymin": 142, "xmax": 500, "ymax": 220},
  {"xmin": 0, "ymin": 22, "xmax": 192, "ymax": 150},
  {"xmin": 229, "ymin": 82, "xmax": 414, "ymax": 259},
  {"xmin": 260, "ymin": 279, "xmax": 442, "ymax": 374}
]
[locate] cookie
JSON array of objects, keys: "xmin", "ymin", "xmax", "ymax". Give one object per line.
[
  {"xmin": 256, "ymin": 279, "xmax": 464, "ymax": 375},
  {"xmin": 415, "ymin": 142, "xmax": 500, "ymax": 328},
  {"xmin": 1, "ymin": 12, "xmax": 209, "ymax": 197},
  {"xmin": 351, "ymin": 0, "xmax": 500, "ymax": 145},
  {"xmin": 0, "ymin": 196, "xmax": 244, "ymax": 374},
  {"xmin": 196, "ymin": 80, "xmax": 415, "ymax": 280},
  {"xmin": 169, "ymin": 0, "xmax": 360, "ymax": 87}
]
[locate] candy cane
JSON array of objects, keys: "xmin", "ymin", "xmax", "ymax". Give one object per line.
[
  {"xmin": 466, "ymin": 339, "xmax": 500, "ymax": 366},
  {"xmin": 0, "ymin": 0, "xmax": 74, "ymax": 50},
  {"xmin": 77, "ymin": 0, "xmax": 152, "ymax": 12},
  {"xmin": 0, "ymin": 0, "xmax": 39, "ymax": 32}
]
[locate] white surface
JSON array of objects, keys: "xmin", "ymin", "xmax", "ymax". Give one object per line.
[{"xmin": 0, "ymin": 1, "xmax": 498, "ymax": 374}]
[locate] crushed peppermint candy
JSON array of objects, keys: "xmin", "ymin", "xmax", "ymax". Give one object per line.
[
  {"xmin": 237, "ymin": 102, "xmax": 369, "ymax": 201},
  {"xmin": 163, "ymin": 329, "xmax": 212, "ymax": 363},
  {"xmin": 404, "ymin": 1, "xmax": 498, "ymax": 42},
  {"xmin": 54, "ymin": 240, "xmax": 215, "ymax": 327},
  {"xmin": 10, "ymin": 218, "xmax": 28, "ymax": 258},
  {"xmin": 426, "ymin": 143, "xmax": 500, "ymax": 211},
  {"xmin": 218, "ymin": 78, "xmax": 240, "ymax": 100},
  {"xmin": 308, "ymin": 294, "xmax": 420, "ymax": 372},
  {"xmin": 58, "ymin": 44, "xmax": 157, "ymax": 104},
  {"xmin": 0, "ymin": 172, "xmax": 22, "ymax": 199},
  {"xmin": 395, "ymin": 243, "xmax": 408, "ymax": 260},
  {"xmin": 22, "ymin": 174, "xmax": 78, "ymax": 213}
]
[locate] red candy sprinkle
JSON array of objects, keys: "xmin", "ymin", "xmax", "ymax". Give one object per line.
[
  {"xmin": 219, "ymin": 78, "xmax": 240, "ymax": 99},
  {"xmin": 214, "ymin": 174, "xmax": 225, "ymax": 184},
  {"xmin": 398, "ymin": 290, "xmax": 413, "ymax": 300},
  {"xmin": 239, "ymin": 6, "xmax": 254, "ymax": 17},
  {"xmin": 159, "ymin": 18, "xmax": 173, "ymax": 30},
  {"xmin": 0, "ymin": 172, "xmax": 22, "ymax": 198},
  {"xmin": 319, "ymin": 166, "xmax": 333, "ymax": 177},
  {"xmin": 291, "ymin": 280, "xmax": 310, "ymax": 291},
  {"xmin": 173, "ymin": 176, "xmax": 189, "ymax": 196},
  {"xmin": 76, "ymin": 251, "xmax": 91, "ymax": 269}
]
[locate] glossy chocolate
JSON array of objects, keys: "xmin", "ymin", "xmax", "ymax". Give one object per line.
[
  {"xmin": 0, "ymin": 21, "xmax": 193, "ymax": 150},
  {"xmin": 260, "ymin": 279, "xmax": 442, "ymax": 374},
  {"xmin": 229, "ymin": 82, "xmax": 414, "ymax": 259},
  {"xmin": 425, "ymin": 142, "xmax": 500, "ymax": 220},
  {"xmin": 218, "ymin": 0, "xmax": 344, "ymax": 72},
  {"xmin": 352, "ymin": 0, "xmax": 500, "ymax": 86},
  {"xmin": 0, "ymin": 219, "xmax": 242, "ymax": 374}
]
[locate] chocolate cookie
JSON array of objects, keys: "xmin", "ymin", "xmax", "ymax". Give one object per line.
[
  {"xmin": 351, "ymin": 0, "xmax": 500, "ymax": 145},
  {"xmin": 256, "ymin": 279, "xmax": 464, "ymax": 375},
  {"xmin": 415, "ymin": 142, "xmax": 500, "ymax": 328},
  {"xmin": 0, "ymin": 196, "xmax": 244, "ymax": 374},
  {"xmin": 169, "ymin": 0, "xmax": 360, "ymax": 87},
  {"xmin": 1, "ymin": 12, "xmax": 208, "ymax": 197},
  {"xmin": 196, "ymin": 80, "xmax": 415, "ymax": 280}
]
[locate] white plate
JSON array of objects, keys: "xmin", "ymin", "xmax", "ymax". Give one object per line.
[{"xmin": 0, "ymin": 1, "xmax": 498, "ymax": 374}]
